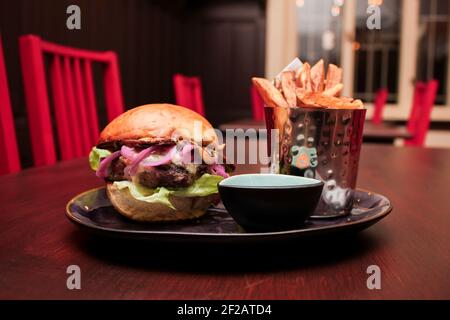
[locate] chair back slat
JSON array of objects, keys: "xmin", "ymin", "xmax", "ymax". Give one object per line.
[
  {"xmin": 63, "ymin": 56, "xmax": 84, "ymax": 157},
  {"xmin": 407, "ymin": 82, "xmax": 426, "ymax": 136},
  {"xmin": 405, "ymin": 80, "xmax": 438, "ymax": 146},
  {"xmin": 372, "ymin": 88, "xmax": 388, "ymax": 125},
  {"xmin": 50, "ymin": 55, "xmax": 72, "ymax": 160},
  {"xmin": 83, "ymin": 60, "xmax": 100, "ymax": 145},
  {"xmin": 191, "ymin": 77, "xmax": 205, "ymax": 116},
  {"xmin": 173, "ymin": 73, "xmax": 205, "ymax": 116},
  {"xmin": 173, "ymin": 74, "xmax": 189, "ymax": 108},
  {"xmin": 73, "ymin": 58, "xmax": 92, "ymax": 154},
  {"xmin": 19, "ymin": 35, "xmax": 57, "ymax": 166},
  {"xmin": 103, "ymin": 52, "xmax": 124, "ymax": 121},
  {"xmin": 19, "ymin": 35, "xmax": 125, "ymax": 166},
  {"xmin": 0, "ymin": 35, "xmax": 21, "ymax": 174},
  {"xmin": 251, "ymin": 85, "xmax": 264, "ymax": 121}
]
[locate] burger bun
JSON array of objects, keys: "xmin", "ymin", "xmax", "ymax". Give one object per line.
[{"xmin": 106, "ymin": 183, "xmax": 219, "ymax": 222}]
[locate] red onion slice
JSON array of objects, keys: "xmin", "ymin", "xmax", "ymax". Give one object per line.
[
  {"xmin": 210, "ymin": 164, "xmax": 229, "ymax": 178},
  {"xmin": 179, "ymin": 143, "xmax": 213, "ymax": 165},
  {"xmin": 125, "ymin": 146, "xmax": 158, "ymax": 177},
  {"xmin": 120, "ymin": 145, "xmax": 139, "ymax": 161},
  {"xmin": 179, "ymin": 144, "xmax": 195, "ymax": 164},
  {"xmin": 201, "ymin": 147, "xmax": 217, "ymax": 165},
  {"xmin": 96, "ymin": 151, "xmax": 121, "ymax": 178},
  {"xmin": 141, "ymin": 146, "xmax": 177, "ymax": 168}
]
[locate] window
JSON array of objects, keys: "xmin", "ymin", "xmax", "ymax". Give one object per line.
[
  {"xmin": 353, "ymin": 0, "xmax": 401, "ymax": 103},
  {"xmin": 288, "ymin": 0, "xmax": 450, "ymax": 119},
  {"xmin": 417, "ymin": 0, "xmax": 449, "ymax": 105},
  {"xmin": 296, "ymin": 0, "xmax": 343, "ymax": 66}
]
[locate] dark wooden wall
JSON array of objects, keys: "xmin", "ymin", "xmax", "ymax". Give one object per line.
[
  {"xmin": 181, "ymin": 0, "xmax": 266, "ymax": 124},
  {"xmin": 0, "ymin": 0, "xmax": 265, "ymax": 167}
]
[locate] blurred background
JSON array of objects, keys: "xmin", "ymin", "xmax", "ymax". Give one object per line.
[{"xmin": 1, "ymin": 0, "xmax": 449, "ymax": 169}]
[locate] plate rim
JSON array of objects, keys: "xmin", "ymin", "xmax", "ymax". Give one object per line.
[{"xmin": 65, "ymin": 186, "xmax": 393, "ymax": 238}]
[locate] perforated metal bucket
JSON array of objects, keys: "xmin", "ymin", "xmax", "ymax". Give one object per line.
[{"xmin": 265, "ymin": 106, "xmax": 366, "ymax": 218}]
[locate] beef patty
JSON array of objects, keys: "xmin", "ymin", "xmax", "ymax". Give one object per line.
[
  {"xmin": 108, "ymin": 157, "xmax": 206, "ymax": 189},
  {"xmin": 137, "ymin": 165, "xmax": 194, "ymax": 188}
]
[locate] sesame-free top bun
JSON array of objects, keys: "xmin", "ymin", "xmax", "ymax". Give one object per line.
[
  {"xmin": 99, "ymin": 104, "xmax": 220, "ymax": 222},
  {"xmin": 98, "ymin": 104, "xmax": 217, "ymax": 146},
  {"xmin": 106, "ymin": 183, "xmax": 219, "ymax": 222}
]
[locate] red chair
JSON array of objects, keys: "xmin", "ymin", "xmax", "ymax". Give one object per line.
[
  {"xmin": 173, "ymin": 73, "xmax": 205, "ymax": 116},
  {"xmin": 19, "ymin": 35, "xmax": 124, "ymax": 167},
  {"xmin": 371, "ymin": 88, "xmax": 388, "ymax": 125},
  {"xmin": 251, "ymin": 85, "xmax": 264, "ymax": 121},
  {"xmin": 405, "ymin": 80, "xmax": 439, "ymax": 147},
  {"xmin": 406, "ymin": 82, "xmax": 426, "ymax": 139},
  {"xmin": 0, "ymin": 35, "xmax": 21, "ymax": 175}
]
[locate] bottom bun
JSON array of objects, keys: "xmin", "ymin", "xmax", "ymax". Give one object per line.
[{"xmin": 106, "ymin": 183, "xmax": 219, "ymax": 222}]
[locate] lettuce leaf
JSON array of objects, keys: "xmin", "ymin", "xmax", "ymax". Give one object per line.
[
  {"xmin": 112, "ymin": 174, "xmax": 224, "ymax": 209},
  {"xmin": 89, "ymin": 147, "xmax": 111, "ymax": 171},
  {"xmin": 171, "ymin": 174, "xmax": 224, "ymax": 197},
  {"xmin": 113, "ymin": 180, "xmax": 175, "ymax": 209}
]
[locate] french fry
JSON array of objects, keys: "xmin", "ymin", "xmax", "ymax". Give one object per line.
[
  {"xmin": 303, "ymin": 92, "xmax": 337, "ymax": 108},
  {"xmin": 280, "ymin": 71, "xmax": 297, "ymax": 107},
  {"xmin": 295, "ymin": 62, "xmax": 312, "ymax": 91},
  {"xmin": 252, "ymin": 59, "xmax": 364, "ymax": 111},
  {"xmin": 252, "ymin": 77, "xmax": 289, "ymax": 108},
  {"xmin": 325, "ymin": 64, "xmax": 343, "ymax": 90},
  {"xmin": 294, "ymin": 87, "xmax": 306, "ymax": 104},
  {"xmin": 296, "ymin": 89, "xmax": 364, "ymax": 109},
  {"xmin": 322, "ymin": 83, "xmax": 344, "ymax": 97},
  {"xmin": 274, "ymin": 77, "xmax": 281, "ymax": 90},
  {"xmin": 310, "ymin": 59, "xmax": 325, "ymax": 92},
  {"xmin": 335, "ymin": 97, "xmax": 354, "ymax": 104},
  {"xmin": 322, "ymin": 96, "xmax": 363, "ymax": 109},
  {"xmin": 295, "ymin": 89, "xmax": 321, "ymax": 107},
  {"xmin": 349, "ymin": 99, "xmax": 364, "ymax": 109}
]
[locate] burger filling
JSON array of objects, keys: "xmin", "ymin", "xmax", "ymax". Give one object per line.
[{"xmin": 89, "ymin": 142, "xmax": 232, "ymax": 209}]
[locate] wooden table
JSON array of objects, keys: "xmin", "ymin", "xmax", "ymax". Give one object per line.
[
  {"xmin": 363, "ymin": 122, "xmax": 412, "ymax": 143},
  {"xmin": 0, "ymin": 144, "xmax": 449, "ymax": 299},
  {"xmin": 219, "ymin": 119, "xmax": 412, "ymax": 144}
]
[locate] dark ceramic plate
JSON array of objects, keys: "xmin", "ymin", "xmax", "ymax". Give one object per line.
[{"xmin": 66, "ymin": 187, "xmax": 392, "ymax": 244}]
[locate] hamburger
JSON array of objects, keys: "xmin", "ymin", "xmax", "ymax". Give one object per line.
[{"xmin": 89, "ymin": 104, "xmax": 233, "ymax": 222}]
